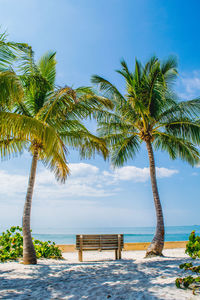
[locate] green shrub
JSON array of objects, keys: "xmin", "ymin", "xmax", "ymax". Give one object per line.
[
  {"xmin": 176, "ymin": 231, "xmax": 200, "ymax": 295},
  {"xmin": 185, "ymin": 231, "xmax": 200, "ymax": 259},
  {"xmin": 34, "ymin": 239, "xmax": 63, "ymax": 259},
  {"xmin": 0, "ymin": 226, "xmax": 63, "ymax": 262}
]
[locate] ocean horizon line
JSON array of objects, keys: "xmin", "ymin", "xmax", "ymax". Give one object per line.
[
  {"xmin": 28, "ymin": 225, "xmax": 200, "ymax": 244},
  {"xmin": 1, "ymin": 225, "xmax": 200, "ymax": 244}
]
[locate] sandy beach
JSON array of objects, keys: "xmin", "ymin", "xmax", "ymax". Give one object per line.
[{"xmin": 0, "ymin": 248, "xmax": 198, "ymax": 300}]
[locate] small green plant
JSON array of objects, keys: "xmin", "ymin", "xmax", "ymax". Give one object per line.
[
  {"xmin": 176, "ymin": 231, "xmax": 200, "ymax": 295},
  {"xmin": 0, "ymin": 226, "xmax": 63, "ymax": 262},
  {"xmin": 185, "ymin": 231, "xmax": 200, "ymax": 259},
  {"xmin": 34, "ymin": 239, "xmax": 63, "ymax": 259}
]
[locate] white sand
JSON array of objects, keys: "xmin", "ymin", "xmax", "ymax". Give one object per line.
[{"xmin": 0, "ymin": 248, "xmax": 198, "ymax": 299}]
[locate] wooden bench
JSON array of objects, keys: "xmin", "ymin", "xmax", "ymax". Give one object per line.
[{"xmin": 76, "ymin": 234, "xmax": 124, "ymax": 262}]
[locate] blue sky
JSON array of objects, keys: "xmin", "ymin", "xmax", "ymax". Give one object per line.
[{"xmin": 0, "ymin": 0, "xmax": 200, "ymax": 231}]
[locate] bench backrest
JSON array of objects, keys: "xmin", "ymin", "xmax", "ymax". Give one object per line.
[{"xmin": 76, "ymin": 234, "xmax": 124, "ymax": 250}]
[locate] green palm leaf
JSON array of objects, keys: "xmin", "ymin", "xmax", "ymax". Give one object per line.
[
  {"xmin": 37, "ymin": 51, "xmax": 56, "ymax": 87},
  {"xmin": 111, "ymin": 134, "xmax": 140, "ymax": 166},
  {"xmin": 153, "ymin": 132, "xmax": 199, "ymax": 166}
]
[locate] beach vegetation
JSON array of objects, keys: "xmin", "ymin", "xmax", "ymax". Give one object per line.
[
  {"xmin": 176, "ymin": 231, "xmax": 200, "ymax": 294},
  {"xmin": 0, "ymin": 226, "xmax": 62, "ymax": 262},
  {"xmin": 92, "ymin": 56, "xmax": 200, "ymax": 257},
  {"xmin": 186, "ymin": 230, "xmax": 200, "ymax": 259}
]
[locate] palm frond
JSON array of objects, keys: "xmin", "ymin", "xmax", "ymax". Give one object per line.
[
  {"xmin": 39, "ymin": 137, "xmax": 69, "ymax": 183},
  {"xmin": 79, "ymin": 135, "xmax": 108, "ymax": 160},
  {"xmin": 0, "ymin": 137, "xmax": 27, "ymax": 160},
  {"xmin": 158, "ymin": 98, "xmax": 200, "ymax": 121},
  {"xmin": 91, "ymin": 75, "xmax": 125, "ymax": 104},
  {"xmin": 143, "ymin": 56, "xmax": 158, "ymax": 77},
  {"xmin": 18, "ymin": 47, "xmax": 36, "ymax": 76},
  {"xmin": 116, "ymin": 59, "xmax": 133, "ymax": 84},
  {"xmin": 37, "ymin": 51, "xmax": 56, "ymax": 87},
  {"xmin": 0, "ymin": 111, "xmax": 69, "ymax": 181},
  {"xmin": 134, "ymin": 58, "xmax": 143, "ymax": 84},
  {"xmin": 153, "ymin": 132, "xmax": 200, "ymax": 166},
  {"xmin": 161, "ymin": 55, "xmax": 178, "ymax": 85},
  {"xmin": 0, "ymin": 112, "xmax": 57, "ymax": 150},
  {"xmin": 60, "ymin": 124, "xmax": 109, "ymax": 160},
  {"xmin": 0, "ymin": 70, "xmax": 24, "ymax": 108},
  {"xmin": 156, "ymin": 119, "xmax": 200, "ymax": 145},
  {"xmin": 111, "ymin": 134, "xmax": 140, "ymax": 166}
]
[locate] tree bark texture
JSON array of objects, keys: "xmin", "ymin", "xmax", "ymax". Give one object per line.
[
  {"xmin": 22, "ymin": 148, "xmax": 38, "ymax": 264},
  {"xmin": 145, "ymin": 140, "xmax": 165, "ymax": 257}
]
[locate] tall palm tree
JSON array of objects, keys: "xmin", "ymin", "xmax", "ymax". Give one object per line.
[
  {"xmin": 13, "ymin": 50, "xmax": 112, "ymax": 264},
  {"xmin": 92, "ymin": 56, "xmax": 200, "ymax": 257},
  {"xmin": 0, "ymin": 35, "xmax": 75, "ymax": 264}
]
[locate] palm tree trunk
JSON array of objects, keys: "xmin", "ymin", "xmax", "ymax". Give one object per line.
[
  {"xmin": 145, "ymin": 140, "xmax": 165, "ymax": 257},
  {"xmin": 22, "ymin": 148, "xmax": 38, "ymax": 264}
]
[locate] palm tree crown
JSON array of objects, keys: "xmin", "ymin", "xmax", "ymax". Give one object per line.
[
  {"xmin": 8, "ymin": 49, "xmax": 112, "ymax": 180},
  {"xmin": 92, "ymin": 57, "xmax": 200, "ymax": 165}
]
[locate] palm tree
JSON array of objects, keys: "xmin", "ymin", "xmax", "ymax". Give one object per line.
[
  {"xmin": 13, "ymin": 50, "xmax": 112, "ymax": 264},
  {"xmin": 0, "ymin": 35, "xmax": 72, "ymax": 264},
  {"xmin": 92, "ymin": 56, "xmax": 200, "ymax": 257}
]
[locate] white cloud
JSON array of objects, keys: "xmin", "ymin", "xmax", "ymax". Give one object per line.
[
  {"xmin": 103, "ymin": 166, "xmax": 178, "ymax": 183},
  {"xmin": 178, "ymin": 71, "xmax": 200, "ymax": 99},
  {"xmin": 0, "ymin": 170, "xmax": 28, "ymax": 196},
  {"xmin": 70, "ymin": 163, "xmax": 99, "ymax": 176},
  {"xmin": 0, "ymin": 163, "xmax": 178, "ymax": 203},
  {"xmin": 182, "ymin": 77, "xmax": 200, "ymax": 94},
  {"xmin": 192, "ymin": 172, "xmax": 198, "ymax": 176},
  {"xmin": 156, "ymin": 167, "xmax": 179, "ymax": 178}
]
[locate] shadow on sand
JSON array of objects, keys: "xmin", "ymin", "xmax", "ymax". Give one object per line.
[{"xmin": 0, "ymin": 256, "xmax": 194, "ymax": 300}]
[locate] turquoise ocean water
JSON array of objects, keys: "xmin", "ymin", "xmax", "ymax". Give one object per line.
[{"xmin": 28, "ymin": 225, "xmax": 200, "ymax": 244}]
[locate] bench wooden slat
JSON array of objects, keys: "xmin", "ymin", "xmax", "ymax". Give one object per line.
[
  {"xmin": 76, "ymin": 240, "xmax": 121, "ymax": 243},
  {"xmin": 76, "ymin": 235, "xmax": 123, "ymax": 238},
  {"xmin": 76, "ymin": 242, "xmax": 122, "ymax": 245},
  {"xmin": 76, "ymin": 240, "xmax": 124, "ymax": 243},
  {"xmin": 76, "ymin": 236, "xmax": 123, "ymax": 238}
]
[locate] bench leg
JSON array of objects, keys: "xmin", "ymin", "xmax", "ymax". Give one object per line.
[
  {"xmin": 118, "ymin": 235, "xmax": 122, "ymax": 260},
  {"xmin": 115, "ymin": 249, "xmax": 118, "ymax": 260},
  {"xmin": 79, "ymin": 250, "xmax": 83, "ymax": 262},
  {"xmin": 118, "ymin": 248, "xmax": 121, "ymax": 260}
]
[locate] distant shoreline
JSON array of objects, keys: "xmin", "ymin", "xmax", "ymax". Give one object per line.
[{"xmin": 57, "ymin": 240, "xmax": 188, "ymax": 252}]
